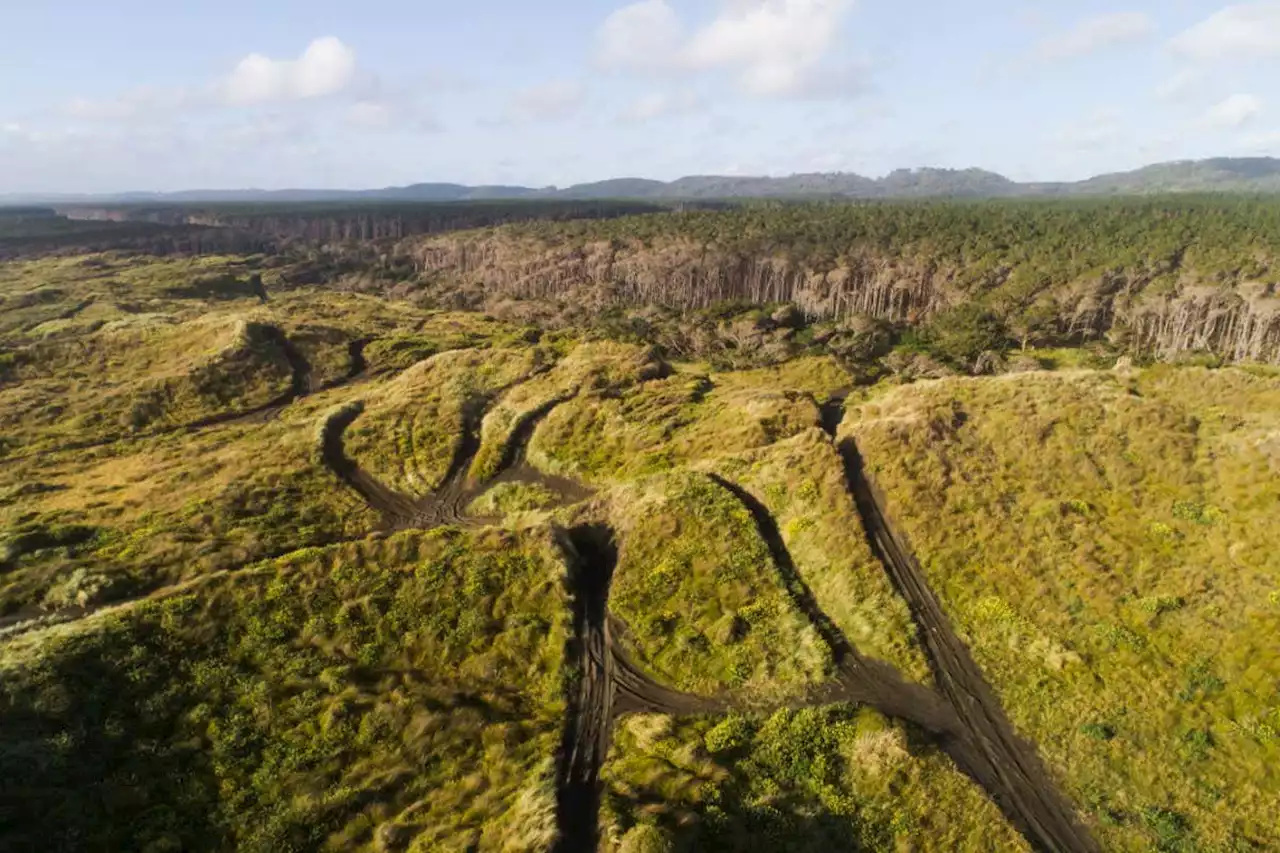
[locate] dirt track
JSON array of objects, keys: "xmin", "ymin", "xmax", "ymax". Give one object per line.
[
  {"xmin": 838, "ymin": 439, "xmax": 1099, "ymax": 853},
  {"xmin": 319, "ymin": 378, "xmax": 589, "ymax": 531},
  {"xmin": 553, "ymin": 524, "xmax": 744, "ymax": 853},
  {"xmin": 5, "ymin": 357, "xmax": 1098, "ymax": 851},
  {"xmin": 554, "ymin": 526, "xmax": 616, "ymax": 853},
  {"xmin": 709, "ymin": 464, "xmax": 1096, "ymax": 853},
  {"xmin": 540, "ymin": 443, "xmax": 1098, "ymax": 853}
]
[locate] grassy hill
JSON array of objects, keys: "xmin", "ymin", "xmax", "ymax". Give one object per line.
[{"xmin": 1, "ymin": 204, "xmax": 1278, "ymax": 851}]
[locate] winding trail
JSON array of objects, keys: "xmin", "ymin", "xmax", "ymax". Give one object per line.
[
  {"xmin": 7, "ymin": 354, "xmax": 1097, "ymax": 851},
  {"xmin": 320, "ymin": 377, "xmax": 591, "ymax": 531},
  {"xmin": 553, "ymin": 524, "xmax": 730, "ymax": 853},
  {"xmin": 319, "ymin": 402, "xmax": 420, "ymax": 520},
  {"xmin": 543, "ymin": 450, "xmax": 1097, "ymax": 853}
]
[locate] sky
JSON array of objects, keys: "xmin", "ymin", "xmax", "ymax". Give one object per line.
[{"xmin": 2, "ymin": 0, "xmax": 1279, "ymax": 192}]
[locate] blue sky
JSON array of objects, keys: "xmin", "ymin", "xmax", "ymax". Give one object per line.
[{"xmin": 2, "ymin": 1, "xmax": 1279, "ymax": 192}]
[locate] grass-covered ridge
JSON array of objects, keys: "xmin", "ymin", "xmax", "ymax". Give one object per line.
[
  {"xmin": 342, "ymin": 347, "xmax": 546, "ymax": 496},
  {"xmin": 0, "ymin": 384, "xmax": 377, "ymax": 616},
  {"xmin": 528, "ymin": 367, "xmax": 827, "ymax": 484},
  {"xmin": 698, "ymin": 429, "xmax": 928, "ymax": 683},
  {"xmin": 843, "ymin": 366, "xmax": 1280, "ymax": 851},
  {"xmin": 0, "ymin": 527, "xmax": 571, "ymax": 853},
  {"xmin": 598, "ymin": 471, "xmax": 829, "ymax": 700},
  {"xmin": 6, "ymin": 231, "xmax": 1280, "ymax": 852}
]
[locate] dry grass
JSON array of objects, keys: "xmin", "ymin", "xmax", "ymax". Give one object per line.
[
  {"xmin": 0, "ymin": 382, "xmax": 376, "ymax": 614},
  {"xmin": 600, "ymin": 705, "xmax": 1029, "ymax": 852},
  {"xmin": 528, "ymin": 370, "xmax": 824, "ymax": 484},
  {"xmin": 468, "ymin": 341, "xmax": 665, "ymax": 482},
  {"xmin": 342, "ymin": 348, "xmax": 545, "ymax": 496},
  {"xmin": 14, "ymin": 245, "xmax": 1278, "ymax": 850}
]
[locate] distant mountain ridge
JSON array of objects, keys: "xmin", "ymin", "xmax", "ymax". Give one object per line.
[{"xmin": 7, "ymin": 157, "xmax": 1280, "ymax": 204}]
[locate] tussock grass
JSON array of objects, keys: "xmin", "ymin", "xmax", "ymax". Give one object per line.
[
  {"xmin": 467, "ymin": 481, "xmax": 562, "ymax": 517},
  {"xmin": 358, "ymin": 309, "xmax": 541, "ymax": 374},
  {"xmin": 529, "ymin": 371, "xmax": 823, "ymax": 483},
  {"xmin": 597, "ymin": 471, "xmax": 829, "ymax": 700},
  {"xmin": 0, "ymin": 526, "xmax": 571, "ymax": 852},
  {"xmin": 843, "ymin": 367, "xmax": 1280, "ymax": 851},
  {"xmin": 0, "ymin": 313, "xmax": 297, "ymax": 451},
  {"xmin": 601, "ymin": 705, "xmax": 1029, "ymax": 852},
  {"xmin": 0, "ymin": 385, "xmax": 377, "ymax": 614},
  {"xmin": 710, "ymin": 355, "xmax": 853, "ymax": 403},
  {"xmin": 698, "ymin": 429, "xmax": 929, "ymax": 682},
  {"xmin": 468, "ymin": 341, "xmax": 666, "ymax": 482},
  {"xmin": 343, "ymin": 348, "xmax": 545, "ymax": 496}
]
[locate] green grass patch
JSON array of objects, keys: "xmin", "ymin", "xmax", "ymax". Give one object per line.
[
  {"xmin": 844, "ymin": 367, "xmax": 1280, "ymax": 850},
  {"xmin": 0, "ymin": 526, "xmax": 570, "ymax": 852},
  {"xmin": 601, "ymin": 471, "xmax": 828, "ymax": 700}
]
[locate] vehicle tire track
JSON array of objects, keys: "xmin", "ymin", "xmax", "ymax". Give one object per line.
[
  {"xmin": 554, "ymin": 525, "xmax": 617, "ymax": 853},
  {"xmin": 318, "ymin": 402, "xmax": 420, "ymax": 521},
  {"xmin": 607, "ymin": 615, "xmax": 732, "ymax": 717},
  {"xmin": 490, "ymin": 394, "xmax": 575, "ymax": 475},
  {"xmin": 409, "ymin": 386, "xmax": 590, "ymax": 528},
  {"xmin": 838, "ymin": 438, "xmax": 1098, "ymax": 853}
]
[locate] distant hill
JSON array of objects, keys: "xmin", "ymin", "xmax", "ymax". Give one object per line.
[{"xmin": 7, "ymin": 157, "xmax": 1280, "ymax": 204}]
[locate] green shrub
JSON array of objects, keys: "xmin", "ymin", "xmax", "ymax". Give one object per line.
[
  {"xmin": 705, "ymin": 715, "xmax": 755, "ymax": 755},
  {"xmin": 1140, "ymin": 806, "xmax": 1193, "ymax": 852},
  {"xmin": 922, "ymin": 304, "xmax": 1009, "ymax": 366},
  {"xmin": 618, "ymin": 823, "xmax": 675, "ymax": 853},
  {"xmin": 1080, "ymin": 722, "xmax": 1116, "ymax": 741},
  {"xmin": 1178, "ymin": 728, "xmax": 1213, "ymax": 761}
]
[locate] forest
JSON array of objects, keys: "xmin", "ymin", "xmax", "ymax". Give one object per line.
[{"xmin": 407, "ymin": 195, "xmax": 1280, "ymax": 365}]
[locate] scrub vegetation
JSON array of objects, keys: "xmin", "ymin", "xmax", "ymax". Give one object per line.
[{"xmin": 2, "ymin": 203, "xmax": 1278, "ymax": 852}]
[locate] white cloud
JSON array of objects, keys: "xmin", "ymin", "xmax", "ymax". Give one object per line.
[
  {"xmin": 505, "ymin": 81, "xmax": 586, "ymax": 123},
  {"xmin": 62, "ymin": 85, "xmax": 196, "ymax": 121},
  {"xmin": 596, "ymin": 0, "xmax": 684, "ymax": 70},
  {"xmin": 1170, "ymin": 3, "xmax": 1280, "ymax": 62},
  {"xmin": 347, "ymin": 101, "xmax": 394, "ymax": 129},
  {"xmin": 685, "ymin": 0, "xmax": 855, "ymax": 96},
  {"xmin": 65, "ymin": 97, "xmax": 138, "ymax": 121},
  {"xmin": 594, "ymin": 0, "xmax": 862, "ymax": 98},
  {"xmin": 622, "ymin": 89, "xmax": 703, "ymax": 120},
  {"xmin": 1, "ymin": 122, "xmax": 31, "ymax": 146},
  {"xmin": 221, "ymin": 36, "xmax": 357, "ymax": 105},
  {"xmin": 1154, "ymin": 69, "xmax": 1202, "ymax": 100},
  {"xmin": 1035, "ymin": 12, "xmax": 1155, "ymax": 61},
  {"xmin": 1205, "ymin": 93, "xmax": 1263, "ymax": 126},
  {"xmin": 57, "ymin": 37, "xmax": 362, "ymax": 123}
]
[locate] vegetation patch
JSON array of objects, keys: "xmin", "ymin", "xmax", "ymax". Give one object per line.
[
  {"xmin": 529, "ymin": 371, "xmax": 823, "ymax": 483},
  {"xmin": 843, "ymin": 367, "xmax": 1280, "ymax": 850},
  {"xmin": 601, "ymin": 706, "xmax": 1029, "ymax": 852},
  {"xmin": 601, "ymin": 471, "xmax": 828, "ymax": 700},
  {"xmin": 468, "ymin": 340, "xmax": 667, "ymax": 482},
  {"xmin": 342, "ymin": 347, "xmax": 545, "ymax": 496},
  {"xmin": 697, "ymin": 429, "xmax": 928, "ymax": 681},
  {"xmin": 0, "ymin": 527, "xmax": 571, "ymax": 852}
]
